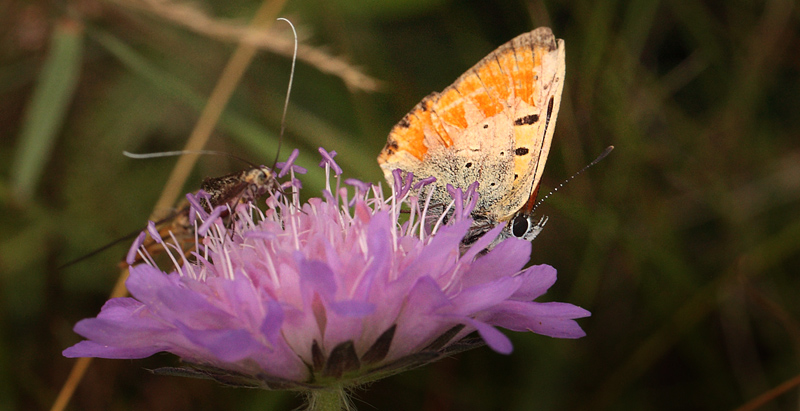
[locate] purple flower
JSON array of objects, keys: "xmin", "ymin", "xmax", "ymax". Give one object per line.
[{"xmin": 64, "ymin": 148, "xmax": 589, "ymax": 391}]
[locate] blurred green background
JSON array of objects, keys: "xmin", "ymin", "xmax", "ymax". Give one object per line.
[{"xmin": 2, "ymin": 0, "xmax": 799, "ymax": 410}]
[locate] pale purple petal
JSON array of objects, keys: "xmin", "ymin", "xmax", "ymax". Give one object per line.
[
  {"xmin": 481, "ymin": 300, "xmax": 591, "ymax": 339},
  {"xmin": 125, "ymin": 231, "xmax": 147, "ymax": 265},
  {"xmin": 297, "ymin": 257, "xmax": 337, "ymax": 300},
  {"xmin": 146, "ymin": 221, "xmax": 162, "ymax": 244},
  {"xmin": 328, "ymin": 300, "xmax": 375, "ymax": 317},
  {"xmin": 462, "ymin": 318, "xmax": 513, "ymax": 354},
  {"xmin": 450, "ymin": 276, "xmax": 521, "ymax": 314},
  {"xmin": 390, "ymin": 276, "xmax": 452, "ymax": 359},
  {"xmin": 413, "ymin": 176, "xmax": 436, "ymax": 189},
  {"xmin": 260, "ymin": 300, "xmax": 284, "ymax": 344},
  {"xmin": 277, "ymin": 149, "xmax": 301, "ymax": 177},
  {"xmin": 197, "ymin": 205, "xmax": 227, "ymax": 236},
  {"xmin": 459, "ymin": 224, "xmax": 506, "ymax": 262},
  {"xmin": 510, "ymin": 264, "xmax": 558, "ymax": 300},
  {"xmin": 318, "ymin": 147, "xmax": 342, "ymax": 175},
  {"xmin": 344, "ymin": 178, "xmax": 372, "ymax": 192},
  {"xmin": 461, "ymin": 236, "xmax": 530, "ymax": 284},
  {"xmin": 64, "ymin": 340, "xmax": 164, "ymax": 359},
  {"xmin": 174, "ymin": 323, "xmax": 264, "ymax": 363}
]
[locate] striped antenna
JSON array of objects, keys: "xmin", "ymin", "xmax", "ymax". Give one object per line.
[{"xmin": 531, "ymin": 145, "xmax": 614, "ymax": 214}]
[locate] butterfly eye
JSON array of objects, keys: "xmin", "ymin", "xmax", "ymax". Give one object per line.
[{"xmin": 511, "ymin": 214, "xmax": 530, "ymax": 238}]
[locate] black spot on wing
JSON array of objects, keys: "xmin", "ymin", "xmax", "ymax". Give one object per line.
[
  {"xmin": 515, "ymin": 147, "xmax": 529, "ymax": 156},
  {"xmin": 397, "ymin": 116, "xmax": 410, "ymax": 129},
  {"xmin": 514, "ymin": 114, "xmax": 539, "ymax": 126},
  {"xmin": 383, "ymin": 139, "xmax": 399, "ymax": 155}
]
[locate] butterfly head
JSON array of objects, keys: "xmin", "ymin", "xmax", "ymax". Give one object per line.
[
  {"xmin": 506, "ymin": 213, "xmax": 548, "ymax": 241},
  {"xmin": 460, "ymin": 211, "xmax": 547, "ymax": 253}
]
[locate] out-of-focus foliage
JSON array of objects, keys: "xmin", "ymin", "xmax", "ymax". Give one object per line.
[{"xmin": 1, "ymin": 0, "xmax": 799, "ymax": 410}]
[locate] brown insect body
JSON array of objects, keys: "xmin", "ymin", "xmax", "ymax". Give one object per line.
[
  {"xmin": 127, "ymin": 165, "xmax": 280, "ymax": 268},
  {"xmin": 200, "ymin": 166, "xmax": 278, "ymax": 213}
]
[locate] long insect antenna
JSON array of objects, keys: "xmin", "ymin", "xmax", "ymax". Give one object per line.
[
  {"xmin": 531, "ymin": 145, "xmax": 614, "ymax": 214},
  {"xmin": 57, "ymin": 207, "xmax": 186, "ymax": 270},
  {"xmin": 58, "ymin": 235, "xmax": 136, "ymax": 270},
  {"xmin": 123, "ymin": 150, "xmax": 260, "ymax": 170},
  {"xmin": 272, "ymin": 17, "xmax": 298, "ymax": 170}
]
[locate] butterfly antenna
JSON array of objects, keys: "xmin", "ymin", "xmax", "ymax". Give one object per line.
[
  {"xmin": 272, "ymin": 17, "xmax": 298, "ymax": 170},
  {"xmin": 123, "ymin": 150, "xmax": 260, "ymax": 170},
  {"xmin": 531, "ymin": 145, "xmax": 614, "ymax": 214}
]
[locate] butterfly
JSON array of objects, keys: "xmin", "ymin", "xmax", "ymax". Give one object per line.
[{"xmin": 377, "ymin": 27, "xmax": 565, "ymax": 248}]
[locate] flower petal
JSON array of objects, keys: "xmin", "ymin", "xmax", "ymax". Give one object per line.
[
  {"xmin": 482, "ymin": 300, "xmax": 590, "ymax": 339},
  {"xmin": 450, "ymin": 276, "xmax": 521, "ymax": 314},
  {"xmin": 390, "ymin": 276, "xmax": 452, "ymax": 360},
  {"xmin": 462, "ymin": 238, "xmax": 531, "ymax": 287},
  {"xmin": 63, "ymin": 340, "xmax": 164, "ymax": 359},
  {"xmin": 511, "ymin": 264, "xmax": 557, "ymax": 300},
  {"xmin": 463, "ymin": 318, "xmax": 513, "ymax": 354}
]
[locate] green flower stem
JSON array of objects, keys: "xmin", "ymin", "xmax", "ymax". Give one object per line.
[{"xmin": 307, "ymin": 388, "xmax": 347, "ymax": 411}]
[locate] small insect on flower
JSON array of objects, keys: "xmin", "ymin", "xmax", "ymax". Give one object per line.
[
  {"xmin": 57, "ymin": 159, "xmax": 285, "ymax": 271},
  {"xmin": 128, "ymin": 163, "xmax": 283, "ymax": 268},
  {"xmin": 65, "ymin": 148, "xmax": 590, "ymax": 401}
]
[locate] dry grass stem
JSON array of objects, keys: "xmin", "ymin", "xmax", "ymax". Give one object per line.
[{"xmin": 108, "ymin": 0, "xmax": 383, "ymax": 91}]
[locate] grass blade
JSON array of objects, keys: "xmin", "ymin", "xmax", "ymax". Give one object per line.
[{"xmin": 10, "ymin": 19, "xmax": 84, "ymax": 204}]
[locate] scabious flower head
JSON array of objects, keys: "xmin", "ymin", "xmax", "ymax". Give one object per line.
[{"xmin": 64, "ymin": 148, "xmax": 589, "ymax": 397}]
